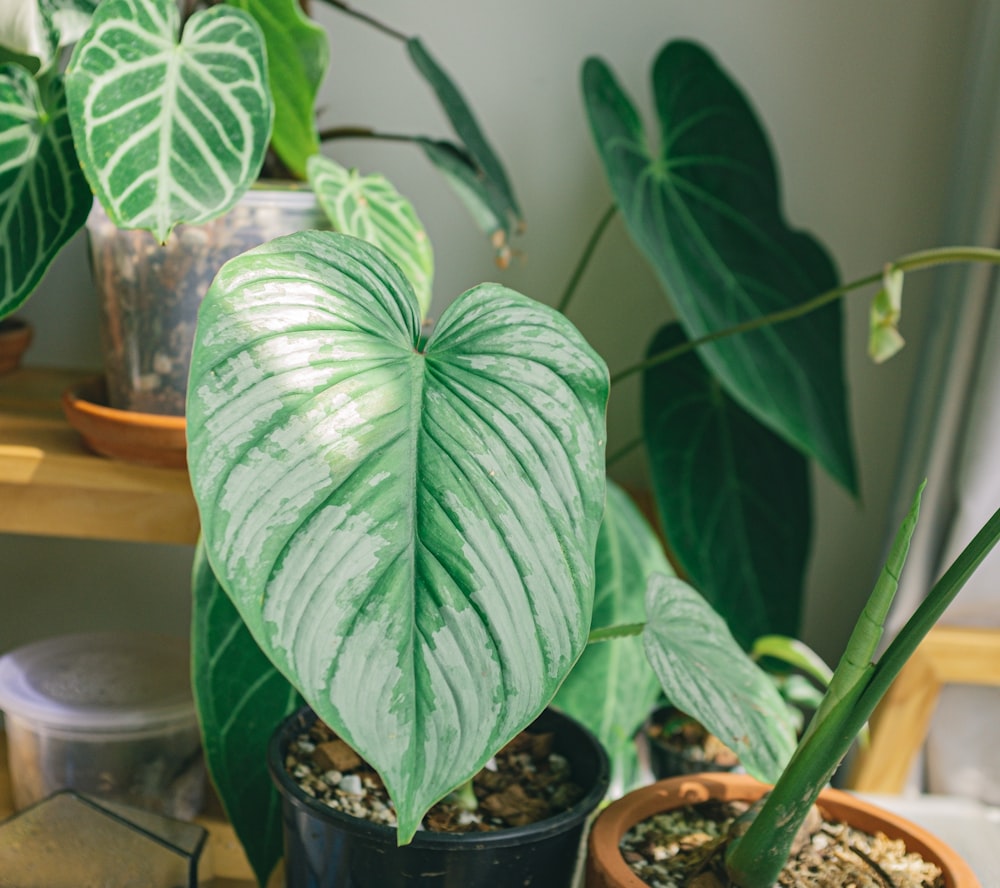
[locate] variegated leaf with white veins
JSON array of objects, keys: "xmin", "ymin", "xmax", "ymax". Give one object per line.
[
  {"xmin": 308, "ymin": 154, "xmax": 435, "ymax": 320},
  {"xmin": 0, "ymin": 66, "xmax": 91, "ymax": 318},
  {"xmin": 65, "ymin": 0, "xmax": 272, "ymax": 243}
]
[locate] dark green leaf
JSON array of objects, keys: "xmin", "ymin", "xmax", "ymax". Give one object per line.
[
  {"xmin": 186, "ymin": 231, "xmax": 609, "ymax": 842},
  {"xmin": 191, "ymin": 541, "xmax": 302, "ymax": 888},
  {"xmin": 0, "ymin": 66, "xmax": 91, "ymax": 318},
  {"xmin": 643, "ymin": 322, "xmax": 811, "ymax": 647},
  {"xmin": 583, "ymin": 40, "xmax": 856, "ymax": 492},
  {"xmin": 554, "ymin": 480, "xmax": 670, "ymax": 789},
  {"xmin": 643, "ymin": 573, "xmax": 798, "ymax": 782}
]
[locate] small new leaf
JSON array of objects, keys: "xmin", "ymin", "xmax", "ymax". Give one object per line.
[{"xmin": 869, "ymin": 265, "xmax": 905, "ymax": 363}]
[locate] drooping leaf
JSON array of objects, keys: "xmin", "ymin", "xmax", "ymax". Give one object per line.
[
  {"xmin": 417, "ymin": 137, "xmax": 512, "ymax": 266},
  {"xmin": 643, "ymin": 573, "xmax": 798, "ymax": 782},
  {"xmin": 554, "ymin": 480, "xmax": 671, "ymax": 790},
  {"xmin": 191, "ymin": 541, "xmax": 301, "ymax": 888},
  {"xmin": 65, "ymin": 0, "xmax": 272, "ymax": 242},
  {"xmin": 0, "ymin": 66, "xmax": 91, "ymax": 318},
  {"xmin": 750, "ymin": 634, "xmax": 833, "ymax": 689},
  {"xmin": 642, "ymin": 323, "xmax": 811, "ymax": 647},
  {"xmin": 583, "ymin": 40, "xmax": 857, "ymax": 493},
  {"xmin": 187, "ymin": 230, "xmax": 609, "ymax": 843},
  {"xmin": 227, "ymin": 0, "xmax": 327, "ymax": 178},
  {"xmin": 307, "ymin": 154, "xmax": 434, "ymax": 318}
]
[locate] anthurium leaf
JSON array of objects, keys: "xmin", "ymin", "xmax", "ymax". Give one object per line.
[
  {"xmin": 187, "ymin": 230, "xmax": 609, "ymax": 843},
  {"xmin": 0, "ymin": 66, "xmax": 91, "ymax": 319},
  {"xmin": 554, "ymin": 480, "xmax": 671, "ymax": 790},
  {"xmin": 584, "ymin": 40, "xmax": 856, "ymax": 493},
  {"xmin": 407, "ymin": 37, "xmax": 521, "ymax": 232},
  {"xmin": 642, "ymin": 322, "xmax": 811, "ymax": 648},
  {"xmin": 417, "ymin": 137, "xmax": 512, "ymax": 267},
  {"xmin": 191, "ymin": 540, "xmax": 301, "ymax": 888},
  {"xmin": 307, "ymin": 154, "xmax": 434, "ymax": 318},
  {"xmin": 643, "ymin": 574, "xmax": 797, "ymax": 782},
  {"xmin": 65, "ymin": 0, "xmax": 272, "ymax": 243},
  {"xmin": 227, "ymin": 0, "xmax": 326, "ymax": 178}
]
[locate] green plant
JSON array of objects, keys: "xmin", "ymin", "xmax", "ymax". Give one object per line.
[
  {"xmin": 180, "ymin": 35, "xmax": 1000, "ymax": 888},
  {"xmin": 0, "ymin": 0, "xmax": 520, "ymax": 319}
]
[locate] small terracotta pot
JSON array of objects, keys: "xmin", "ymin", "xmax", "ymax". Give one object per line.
[
  {"xmin": 586, "ymin": 773, "xmax": 979, "ymax": 888},
  {"xmin": 0, "ymin": 318, "xmax": 33, "ymax": 375}
]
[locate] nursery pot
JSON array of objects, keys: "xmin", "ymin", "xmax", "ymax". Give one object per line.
[
  {"xmin": 0, "ymin": 317, "xmax": 33, "ymax": 375},
  {"xmin": 268, "ymin": 706, "xmax": 611, "ymax": 888},
  {"xmin": 86, "ymin": 182, "xmax": 328, "ymax": 416},
  {"xmin": 585, "ymin": 773, "xmax": 980, "ymax": 888},
  {"xmin": 643, "ymin": 706, "xmax": 741, "ymax": 779}
]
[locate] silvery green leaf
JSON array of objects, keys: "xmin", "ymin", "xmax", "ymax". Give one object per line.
[
  {"xmin": 65, "ymin": 0, "xmax": 272, "ymax": 243},
  {"xmin": 187, "ymin": 230, "xmax": 609, "ymax": 842},
  {"xmin": 0, "ymin": 66, "xmax": 91, "ymax": 318},
  {"xmin": 308, "ymin": 154, "xmax": 434, "ymax": 318},
  {"xmin": 643, "ymin": 573, "xmax": 798, "ymax": 782}
]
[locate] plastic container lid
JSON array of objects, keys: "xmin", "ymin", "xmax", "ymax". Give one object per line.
[{"xmin": 0, "ymin": 632, "xmax": 195, "ymax": 734}]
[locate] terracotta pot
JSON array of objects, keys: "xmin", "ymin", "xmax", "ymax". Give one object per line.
[
  {"xmin": 0, "ymin": 318, "xmax": 33, "ymax": 375},
  {"xmin": 586, "ymin": 773, "xmax": 979, "ymax": 888}
]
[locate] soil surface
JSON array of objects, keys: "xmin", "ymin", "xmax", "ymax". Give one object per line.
[
  {"xmin": 647, "ymin": 713, "xmax": 740, "ymax": 773},
  {"xmin": 621, "ymin": 799, "xmax": 944, "ymax": 887},
  {"xmin": 284, "ymin": 721, "xmax": 584, "ymax": 833}
]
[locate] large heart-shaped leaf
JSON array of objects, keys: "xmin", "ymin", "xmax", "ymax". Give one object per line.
[
  {"xmin": 0, "ymin": 65, "xmax": 91, "ymax": 318},
  {"xmin": 191, "ymin": 541, "xmax": 301, "ymax": 888},
  {"xmin": 583, "ymin": 40, "xmax": 856, "ymax": 493},
  {"xmin": 643, "ymin": 323, "xmax": 811, "ymax": 648},
  {"xmin": 187, "ymin": 230, "xmax": 609, "ymax": 842},
  {"xmin": 643, "ymin": 573, "xmax": 797, "ymax": 782},
  {"xmin": 554, "ymin": 480, "xmax": 670, "ymax": 790},
  {"xmin": 228, "ymin": 0, "xmax": 326, "ymax": 178},
  {"xmin": 65, "ymin": 0, "xmax": 272, "ymax": 242},
  {"xmin": 307, "ymin": 154, "xmax": 434, "ymax": 318}
]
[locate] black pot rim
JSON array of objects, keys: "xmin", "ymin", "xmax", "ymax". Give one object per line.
[{"xmin": 268, "ymin": 704, "xmax": 610, "ymax": 850}]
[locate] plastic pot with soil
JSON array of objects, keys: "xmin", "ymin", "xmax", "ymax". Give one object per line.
[
  {"xmin": 643, "ymin": 706, "xmax": 740, "ymax": 779},
  {"xmin": 585, "ymin": 773, "xmax": 979, "ymax": 888},
  {"xmin": 268, "ymin": 705, "xmax": 610, "ymax": 888}
]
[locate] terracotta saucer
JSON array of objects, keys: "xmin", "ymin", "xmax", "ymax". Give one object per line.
[{"xmin": 61, "ymin": 377, "xmax": 187, "ymax": 469}]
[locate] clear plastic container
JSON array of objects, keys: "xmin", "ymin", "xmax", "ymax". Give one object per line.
[{"xmin": 0, "ymin": 632, "xmax": 204, "ymax": 820}]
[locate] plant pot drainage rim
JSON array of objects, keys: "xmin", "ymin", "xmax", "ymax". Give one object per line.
[{"xmin": 268, "ymin": 705, "xmax": 611, "ymax": 851}]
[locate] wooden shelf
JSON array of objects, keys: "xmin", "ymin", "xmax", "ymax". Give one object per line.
[{"xmin": 0, "ymin": 368, "xmax": 198, "ymax": 545}]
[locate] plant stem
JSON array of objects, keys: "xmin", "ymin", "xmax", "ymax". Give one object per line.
[
  {"xmin": 556, "ymin": 204, "xmax": 618, "ymax": 314},
  {"xmin": 611, "ymin": 246, "xmax": 1000, "ymax": 386},
  {"xmin": 588, "ymin": 622, "xmax": 645, "ymax": 643},
  {"xmin": 318, "ymin": 126, "xmax": 424, "ymax": 145},
  {"xmin": 315, "ymin": 0, "xmax": 409, "ymax": 42}
]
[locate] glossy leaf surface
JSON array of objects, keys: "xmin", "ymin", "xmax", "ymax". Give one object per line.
[
  {"xmin": 554, "ymin": 480, "xmax": 670, "ymax": 789},
  {"xmin": 584, "ymin": 40, "xmax": 856, "ymax": 492},
  {"xmin": 228, "ymin": 0, "xmax": 326, "ymax": 178},
  {"xmin": 0, "ymin": 66, "xmax": 91, "ymax": 318},
  {"xmin": 66, "ymin": 0, "xmax": 272, "ymax": 242},
  {"xmin": 191, "ymin": 541, "xmax": 301, "ymax": 888},
  {"xmin": 187, "ymin": 231, "xmax": 609, "ymax": 842},
  {"xmin": 308, "ymin": 154, "xmax": 434, "ymax": 318},
  {"xmin": 643, "ymin": 573, "xmax": 797, "ymax": 782},
  {"xmin": 643, "ymin": 323, "xmax": 810, "ymax": 647}
]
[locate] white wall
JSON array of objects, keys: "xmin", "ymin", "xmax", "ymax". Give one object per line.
[{"xmin": 6, "ymin": 0, "xmax": 978, "ymax": 665}]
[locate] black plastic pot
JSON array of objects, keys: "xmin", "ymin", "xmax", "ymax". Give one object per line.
[
  {"xmin": 268, "ymin": 706, "xmax": 610, "ymax": 887},
  {"xmin": 644, "ymin": 706, "xmax": 741, "ymax": 780}
]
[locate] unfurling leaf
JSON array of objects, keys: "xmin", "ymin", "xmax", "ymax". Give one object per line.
[{"xmin": 869, "ymin": 265, "xmax": 905, "ymax": 363}]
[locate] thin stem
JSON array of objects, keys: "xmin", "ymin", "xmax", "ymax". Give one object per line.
[
  {"xmin": 605, "ymin": 435, "xmax": 642, "ymax": 468},
  {"xmin": 588, "ymin": 622, "xmax": 645, "ymax": 643},
  {"xmin": 556, "ymin": 204, "xmax": 618, "ymax": 314},
  {"xmin": 611, "ymin": 246, "xmax": 1000, "ymax": 386},
  {"xmin": 318, "ymin": 126, "xmax": 424, "ymax": 145},
  {"xmin": 315, "ymin": 0, "xmax": 409, "ymax": 42}
]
